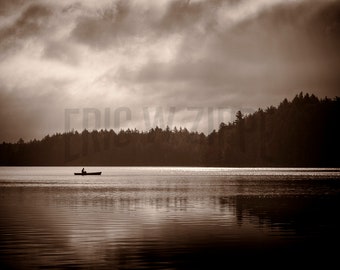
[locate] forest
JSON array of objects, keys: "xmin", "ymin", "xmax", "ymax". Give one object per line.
[{"xmin": 1, "ymin": 93, "xmax": 339, "ymax": 167}]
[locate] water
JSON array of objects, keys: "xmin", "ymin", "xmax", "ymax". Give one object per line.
[{"xmin": 0, "ymin": 167, "xmax": 340, "ymax": 269}]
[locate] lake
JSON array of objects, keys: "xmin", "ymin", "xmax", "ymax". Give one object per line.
[{"xmin": 0, "ymin": 167, "xmax": 340, "ymax": 269}]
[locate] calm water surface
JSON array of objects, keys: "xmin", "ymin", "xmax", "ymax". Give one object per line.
[{"xmin": 1, "ymin": 167, "xmax": 340, "ymax": 269}]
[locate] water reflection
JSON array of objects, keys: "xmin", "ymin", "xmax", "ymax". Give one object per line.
[{"xmin": 0, "ymin": 167, "xmax": 340, "ymax": 269}]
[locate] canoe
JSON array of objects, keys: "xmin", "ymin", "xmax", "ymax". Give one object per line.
[{"xmin": 74, "ymin": 172, "xmax": 102, "ymax": 175}]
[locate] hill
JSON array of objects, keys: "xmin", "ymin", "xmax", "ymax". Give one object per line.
[{"xmin": 1, "ymin": 93, "xmax": 339, "ymax": 167}]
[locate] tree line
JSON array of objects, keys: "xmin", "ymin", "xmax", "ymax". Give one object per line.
[{"xmin": 1, "ymin": 93, "xmax": 339, "ymax": 166}]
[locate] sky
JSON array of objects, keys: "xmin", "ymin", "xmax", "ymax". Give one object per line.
[{"xmin": 0, "ymin": 0, "xmax": 339, "ymax": 142}]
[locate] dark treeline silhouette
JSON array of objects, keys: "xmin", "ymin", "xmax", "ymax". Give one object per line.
[{"xmin": 1, "ymin": 93, "xmax": 339, "ymax": 166}]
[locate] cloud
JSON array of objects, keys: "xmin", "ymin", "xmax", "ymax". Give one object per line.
[
  {"xmin": 43, "ymin": 39, "xmax": 80, "ymax": 65},
  {"xmin": 0, "ymin": 79, "xmax": 72, "ymax": 142},
  {"xmin": 0, "ymin": 3, "xmax": 52, "ymax": 46},
  {"xmin": 70, "ymin": 0, "xmax": 227, "ymax": 50},
  {"xmin": 71, "ymin": 0, "xmax": 139, "ymax": 49},
  {"xmin": 0, "ymin": 0, "xmax": 25, "ymax": 16},
  {"xmin": 0, "ymin": 0, "xmax": 339, "ymax": 142},
  {"xmin": 111, "ymin": 0, "xmax": 340, "ymax": 107}
]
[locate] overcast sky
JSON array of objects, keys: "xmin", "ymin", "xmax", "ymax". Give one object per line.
[{"xmin": 0, "ymin": 0, "xmax": 339, "ymax": 142}]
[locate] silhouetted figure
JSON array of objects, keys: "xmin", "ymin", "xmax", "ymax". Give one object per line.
[{"xmin": 81, "ymin": 168, "xmax": 86, "ymax": 174}]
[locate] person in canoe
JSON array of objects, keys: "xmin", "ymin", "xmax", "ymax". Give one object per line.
[{"xmin": 81, "ymin": 168, "xmax": 86, "ymax": 174}]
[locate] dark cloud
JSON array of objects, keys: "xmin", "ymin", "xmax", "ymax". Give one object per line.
[
  {"xmin": 153, "ymin": 0, "xmax": 219, "ymax": 33},
  {"xmin": 70, "ymin": 0, "xmax": 230, "ymax": 49},
  {"xmin": 1, "ymin": 4, "xmax": 52, "ymax": 38},
  {"xmin": 0, "ymin": 0, "xmax": 25, "ymax": 16},
  {"xmin": 71, "ymin": 0, "xmax": 138, "ymax": 49},
  {"xmin": 234, "ymin": 0, "xmax": 340, "ymax": 56},
  {"xmin": 43, "ymin": 40, "xmax": 80, "ymax": 65},
  {"xmin": 0, "ymin": 80, "xmax": 72, "ymax": 142},
  {"xmin": 0, "ymin": 0, "xmax": 339, "ymax": 142},
  {"xmin": 112, "ymin": 0, "xmax": 340, "ymax": 109},
  {"xmin": 0, "ymin": 3, "xmax": 53, "ymax": 56}
]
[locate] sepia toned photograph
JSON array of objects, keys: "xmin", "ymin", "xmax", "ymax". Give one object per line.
[{"xmin": 0, "ymin": 0, "xmax": 339, "ymax": 269}]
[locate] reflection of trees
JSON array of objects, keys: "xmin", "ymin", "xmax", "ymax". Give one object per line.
[
  {"xmin": 98, "ymin": 192, "xmax": 340, "ymax": 269},
  {"xmin": 228, "ymin": 194, "xmax": 340, "ymax": 236},
  {"xmin": 2, "ymin": 185, "xmax": 340, "ymax": 269}
]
